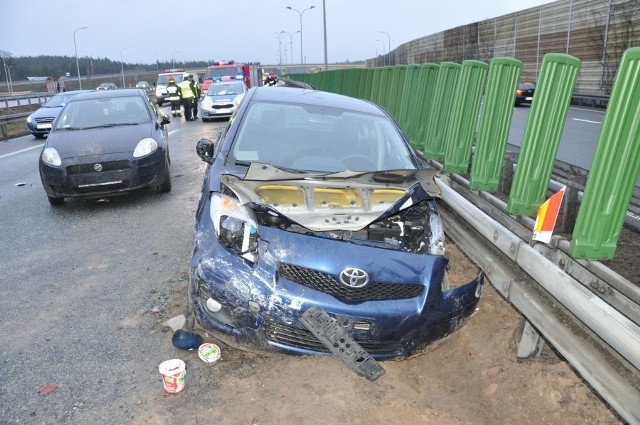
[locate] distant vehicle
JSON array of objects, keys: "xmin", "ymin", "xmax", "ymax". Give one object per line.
[
  {"xmin": 135, "ymin": 81, "xmax": 151, "ymax": 91},
  {"xmin": 155, "ymin": 69, "xmax": 189, "ymax": 106},
  {"xmin": 26, "ymin": 90, "xmax": 90, "ymax": 139},
  {"xmin": 96, "ymin": 82, "xmax": 117, "ymax": 90},
  {"xmin": 188, "ymin": 86, "xmax": 484, "ymax": 359},
  {"xmin": 39, "ymin": 89, "xmax": 172, "ymax": 205},
  {"xmin": 515, "ymin": 82, "xmax": 536, "ymax": 106},
  {"xmin": 200, "ymin": 61, "xmax": 262, "ymax": 94},
  {"xmin": 200, "ymin": 80, "xmax": 248, "ymax": 121}
]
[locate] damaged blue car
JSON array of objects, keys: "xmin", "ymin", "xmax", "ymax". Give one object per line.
[{"xmin": 189, "ymin": 86, "xmax": 483, "ymax": 360}]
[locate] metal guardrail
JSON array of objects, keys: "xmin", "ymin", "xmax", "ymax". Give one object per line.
[
  {"xmin": 571, "ymin": 92, "xmax": 609, "ymax": 108},
  {"xmin": 432, "ymin": 167, "xmax": 640, "ymax": 424},
  {"xmin": 0, "ymin": 112, "xmax": 30, "ymax": 139},
  {"xmin": 0, "ymin": 92, "xmax": 52, "ymax": 109}
]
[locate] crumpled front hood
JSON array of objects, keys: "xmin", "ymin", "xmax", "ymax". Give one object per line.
[{"xmin": 221, "ymin": 163, "xmax": 441, "ymax": 231}]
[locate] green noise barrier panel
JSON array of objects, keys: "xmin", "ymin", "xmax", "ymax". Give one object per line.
[
  {"xmin": 507, "ymin": 53, "xmax": 580, "ymax": 216},
  {"xmin": 397, "ymin": 65, "xmax": 423, "ymax": 132},
  {"xmin": 443, "ymin": 60, "xmax": 489, "ymax": 173},
  {"xmin": 409, "ymin": 64, "xmax": 440, "ymax": 149},
  {"xmin": 469, "ymin": 57, "xmax": 522, "ymax": 191},
  {"xmin": 423, "ymin": 62, "xmax": 461, "ymax": 161},
  {"xmin": 570, "ymin": 46, "xmax": 640, "ymax": 260}
]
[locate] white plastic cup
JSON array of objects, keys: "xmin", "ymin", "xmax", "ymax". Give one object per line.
[{"xmin": 159, "ymin": 359, "xmax": 186, "ymax": 393}]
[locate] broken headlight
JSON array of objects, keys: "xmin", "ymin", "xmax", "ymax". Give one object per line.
[{"xmin": 210, "ymin": 193, "xmax": 259, "ymax": 262}]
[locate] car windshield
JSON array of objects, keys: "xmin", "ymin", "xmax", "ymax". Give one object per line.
[
  {"xmin": 54, "ymin": 96, "xmax": 150, "ymax": 130},
  {"xmin": 205, "ymin": 67, "xmax": 240, "ymax": 80},
  {"xmin": 158, "ymin": 74, "xmax": 185, "ymax": 85},
  {"xmin": 45, "ymin": 93, "xmax": 77, "ymax": 108},
  {"xmin": 208, "ymin": 82, "xmax": 244, "ymax": 96},
  {"xmin": 230, "ymin": 101, "xmax": 416, "ymax": 173}
]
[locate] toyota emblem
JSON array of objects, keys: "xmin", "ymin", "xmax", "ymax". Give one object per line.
[
  {"xmin": 339, "ymin": 267, "xmax": 369, "ymax": 288},
  {"xmin": 94, "ymin": 163, "xmax": 103, "ymax": 172}
]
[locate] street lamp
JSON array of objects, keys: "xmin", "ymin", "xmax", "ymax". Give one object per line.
[
  {"xmin": 120, "ymin": 48, "xmax": 127, "ymax": 88},
  {"xmin": 286, "ymin": 5, "xmax": 315, "ymax": 66},
  {"xmin": 275, "ymin": 32, "xmax": 283, "ymax": 65},
  {"xmin": 74, "ymin": 26, "xmax": 87, "ymax": 89},
  {"xmin": 380, "ymin": 30, "xmax": 391, "ymax": 65},
  {"xmin": 281, "ymin": 30, "xmax": 300, "ymax": 65},
  {"xmin": 376, "ymin": 39, "xmax": 386, "ymax": 66},
  {"xmin": 171, "ymin": 50, "xmax": 179, "ymax": 68}
]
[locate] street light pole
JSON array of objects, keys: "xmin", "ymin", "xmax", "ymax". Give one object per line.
[
  {"xmin": 171, "ymin": 50, "xmax": 179, "ymax": 68},
  {"xmin": 380, "ymin": 30, "xmax": 391, "ymax": 65},
  {"xmin": 286, "ymin": 5, "xmax": 315, "ymax": 66},
  {"xmin": 275, "ymin": 32, "xmax": 283, "ymax": 65},
  {"xmin": 322, "ymin": 0, "xmax": 328, "ymax": 71},
  {"xmin": 376, "ymin": 39, "xmax": 386, "ymax": 66},
  {"xmin": 120, "ymin": 48, "xmax": 127, "ymax": 88},
  {"xmin": 74, "ymin": 26, "xmax": 87, "ymax": 89},
  {"xmin": 281, "ymin": 30, "xmax": 300, "ymax": 65}
]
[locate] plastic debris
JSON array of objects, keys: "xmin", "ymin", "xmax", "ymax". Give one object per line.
[
  {"xmin": 163, "ymin": 314, "xmax": 186, "ymax": 331},
  {"xmin": 171, "ymin": 329, "xmax": 203, "ymax": 351},
  {"xmin": 198, "ymin": 343, "xmax": 221, "ymax": 363},
  {"xmin": 37, "ymin": 383, "xmax": 58, "ymax": 396}
]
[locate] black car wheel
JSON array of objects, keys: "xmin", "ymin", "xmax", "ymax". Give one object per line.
[
  {"xmin": 48, "ymin": 195, "xmax": 64, "ymax": 205},
  {"xmin": 159, "ymin": 162, "xmax": 172, "ymax": 193}
]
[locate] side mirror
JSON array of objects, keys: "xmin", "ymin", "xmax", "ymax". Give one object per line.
[
  {"xmin": 161, "ymin": 114, "xmax": 171, "ymax": 125},
  {"xmin": 196, "ymin": 138, "xmax": 216, "ymax": 164}
]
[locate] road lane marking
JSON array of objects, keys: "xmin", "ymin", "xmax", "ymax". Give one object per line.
[
  {"xmin": 0, "ymin": 143, "xmax": 44, "ymax": 159},
  {"xmin": 572, "ymin": 118, "xmax": 601, "ymax": 124}
]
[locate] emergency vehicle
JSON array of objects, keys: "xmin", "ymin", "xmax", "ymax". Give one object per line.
[
  {"xmin": 155, "ymin": 68, "xmax": 189, "ymax": 106},
  {"xmin": 200, "ymin": 61, "xmax": 262, "ymax": 94}
]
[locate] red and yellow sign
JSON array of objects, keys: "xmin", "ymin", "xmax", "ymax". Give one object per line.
[{"xmin": 532, "ymin": 187, "xmax": 566, "ymax": 243}]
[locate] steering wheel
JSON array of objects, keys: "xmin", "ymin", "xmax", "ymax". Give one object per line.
[{"xmin": 342, "ymin": 154, "xmax": 376, "ymax": 170}]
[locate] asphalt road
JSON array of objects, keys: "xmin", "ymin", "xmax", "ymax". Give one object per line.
[{"xmin": 0, "ymin": 109, "xmax": 225, "ymax": 423}]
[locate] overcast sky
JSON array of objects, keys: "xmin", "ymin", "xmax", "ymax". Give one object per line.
[{"xmin": 2, "ymin": 0, "xmax": 554, "ymax": 66}]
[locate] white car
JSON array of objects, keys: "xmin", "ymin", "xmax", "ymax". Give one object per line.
[{"xmin": 200, "ymin": 80, "xmax": 248, "ymax": 121}]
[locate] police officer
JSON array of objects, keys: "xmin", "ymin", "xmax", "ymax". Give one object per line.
[
  {"xmin": 166, "ymin": 76, "xmax": 182, "ymax": 117},
  {"xmin": 189, "ymin": 75, "xmax": 201, "ymax": 120},
  {"xmin": 179, "ymin": 75, "xmax": 194, "ymax": 120}
]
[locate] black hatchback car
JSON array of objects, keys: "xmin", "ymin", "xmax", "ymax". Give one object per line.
[
  {"xmin": 515, "ymin": 82, "xmax": 536, "ymax": 106},
  {"xmin": 39, "ymin": 89, "xmax": 172, "ymax": 205}
]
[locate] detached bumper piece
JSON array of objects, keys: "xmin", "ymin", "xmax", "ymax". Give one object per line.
[{"xmin": 301, "ymin": 307, "xmax": 385, "ymax": 382}]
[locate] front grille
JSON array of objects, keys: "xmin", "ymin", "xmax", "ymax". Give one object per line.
[
  {"xmin": 34, "ymin": 117, "xmax": 55, "ymax": 124},
  {"xmin": 67, "ymin": 160, "xmax": 131, "ymax": 175},
  {"xmin": 212, "ymin": 103, "xmax": 233, "ymax": 109},
  {"xmin": 266, "ymin": 321, "xmax": 402, "ymax": 354},
  {"xmin": 278, "ymin": 263, "xmax": 423, "ymax": 302}
]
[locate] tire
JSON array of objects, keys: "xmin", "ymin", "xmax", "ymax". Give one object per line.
[
  {"xmin": 48, "ymin": 196, "xmax": 64, "ymax": 205},
  {"xmin": 159, "ymin": 166, "xmax": 172, "ymax": 193},
  {"xmin": 157, "ymin": 100, "xmax": 163, "ymax": 107}
]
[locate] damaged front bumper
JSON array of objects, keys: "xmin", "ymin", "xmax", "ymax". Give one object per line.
[{"xmin": 189, "ymin": 224, "xmax": 483, "ymax": 360}]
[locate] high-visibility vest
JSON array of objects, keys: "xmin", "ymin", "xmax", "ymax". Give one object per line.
[{"xmin": 180, "ymin": 80, "xmax": 193, "ymax": 99}]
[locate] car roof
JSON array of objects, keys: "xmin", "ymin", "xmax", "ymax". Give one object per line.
[
  {"xmin": 250, "ymin": 86, "xmax": 384, "ymax": 115},
  {"xmin": 71, "ymin": 88, "xmax": 145, "ymax": 101}
]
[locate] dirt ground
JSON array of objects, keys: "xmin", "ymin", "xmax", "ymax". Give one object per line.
[{"xmin": 143, "ymin": 243, "xmax": 623, "ymax": 425}]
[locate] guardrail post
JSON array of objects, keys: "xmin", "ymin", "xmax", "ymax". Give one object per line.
[
  {"xmin": 423, "ymin": 62, "xmax": 461, "ymax": 160},
  {"xmin": 469, "ymin": 57, "xmax": 522, "ymax": 191},
  {"xmin": 443, "ymin": 60, "xmax": 489, "ymax": 173},
  {"xmin": 570, "ymin": 46, "xmax": 640, "ymax": 260},
  {"xmin": 507, "ymin": 53, "xmax": 581, "ymax": 216}
]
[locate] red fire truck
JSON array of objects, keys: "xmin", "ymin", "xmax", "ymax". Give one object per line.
[{"xmin": 200, "ymin": 61, "xmax": 262, "ymax": 94}]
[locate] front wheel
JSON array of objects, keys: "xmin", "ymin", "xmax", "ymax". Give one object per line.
[
  {"xmin": 159, "ymin": 167, "xmax": 172, "ymax": 193},
  {"xmin": 48, "ymin": 195, "xmax": 64, "ymax": 205}
]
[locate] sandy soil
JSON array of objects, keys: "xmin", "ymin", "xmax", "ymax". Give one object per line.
[{"xmin": 143, "ymin": 243, "xmax": 623, "ymax": 425}]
